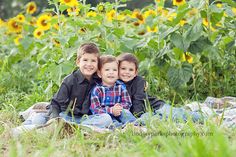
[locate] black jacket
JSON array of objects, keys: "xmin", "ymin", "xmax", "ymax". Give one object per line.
[
  {"xmin": 123, "ymin": 76, "xmax": 165, "ymax": 117},
  {"xmin": 50, "ymin": 69, "xmax": 101, "ymax": 118}
]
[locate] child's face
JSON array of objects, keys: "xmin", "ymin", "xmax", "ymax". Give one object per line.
[
  {"xmin": 98, "ymin": 61, "xmax": 118, "ymax": 87},
  {"xmin": 76, "ymin": 53, "xmax": 98, "ymax": 80},
  {"xmin": 119, "ymin": 61, "xmax": 137, "ymax": 83}
]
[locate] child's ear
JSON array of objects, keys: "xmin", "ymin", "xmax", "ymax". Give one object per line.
[
  {"xmin": 76, "ymin": 58, "xmax": 80, "ymax": 67},
  {"xmin": 97, "ymin": 70, "xmax": 102, "ymax": 78}
]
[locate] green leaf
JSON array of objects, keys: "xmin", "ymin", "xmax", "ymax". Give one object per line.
[
  {"xmin": 113, "ymin": 28, "xmax": 125, "ymax": 38},
  {"xmin": 159, "ymin": 26, "xmax": 178, "ymax": 40},
  {"xmin": 221, "ymin": 0, "xmax": 236, "ymax": 7},
  {"xmin": 172, "ymin": 4, "xmax": 190, "ymax": 26},
  {"xmin": 147, "ymin": 39, "xmax": 159, "ymax": 50},
  {"xmin": 59, "ymin": 5, "xmax": 70, "ymax": 12},
  {"xmin": 167, "ymin": 63, "xmax": 192, "ymax": 89},
  {"xmin": 184, "ymin": 19, "xmax": 203, "ymax": 42},
  {"xmin": 170, "ymin": 33, "xmax": 189, "ymax": 51},
  {"xmin": 211, "ymin": 12, "xmax": 224, "ymax": 25},
  {"xmin": 188, "ymin": 36, "xmax": 212, "ymax": 54},
  {"xmin": 21, "ymin": 36, "xmax": 33, "ymax": 51}
]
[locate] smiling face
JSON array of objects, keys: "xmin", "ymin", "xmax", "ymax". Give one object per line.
[
  {"xmin": 119, "ymin": 61, "xmax": 138, "ymax": 83},
  {"xmin": 76, "ymin": 53, "xmax": 98, "ymax": 80},
  {"xmin": 98, "ymin": 61, "xmax": 119, "ymax": 87}
]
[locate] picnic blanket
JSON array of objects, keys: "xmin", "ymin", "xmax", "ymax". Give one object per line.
[{"xmin": 185, "ymin": 96, "xmax": 236, "ymax": 128}]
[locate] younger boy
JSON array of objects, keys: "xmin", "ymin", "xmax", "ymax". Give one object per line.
[
  {"xmin": 49, "ymin": 43, "xmax": 112, "ymax": 128},
  {"xmin": 90, "ymin": 55, "xmax": 136, "ymax": 128},
  {"xmin": 117, "ymin": 53, "xmax": 204, "ymax": 122}
]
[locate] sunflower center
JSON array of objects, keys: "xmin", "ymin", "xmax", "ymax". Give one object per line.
[
  {"xmin": 37, "ymin": 31, "xmax": 42, "ymax": 36},
  {"xmin": 176, "ymin": 0, "xmax": 183, "ymax": 3},
  {"xmin": 12, "ymin": 22, "xmax": 19, "ymax": 28},
  {"xmin": 29, "ymin": 5, "xmax": 35, "ymax": 11},
  {"xmin": 41, "ymin": 20, "xmax": 47, "ymax": 26},
  {"xmin": 64, "ymin": 0, "xmax": 71, "ymax": 3}
]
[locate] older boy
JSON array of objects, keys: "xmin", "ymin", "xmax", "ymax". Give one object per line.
[
  {"xmin": 117, "ymin": 53, "xmax": 204, "ymax": 122},
  {"xmin": 90, "ymin": 55, "xmax": 136, "ymax": 128},
  {"xmin": 49, "ymin": 43, "xmax": 112, "ymax": 128}
]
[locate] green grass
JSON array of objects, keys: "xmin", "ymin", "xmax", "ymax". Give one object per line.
[{"xmin": 0, "ymin": 91, "xmax": 236, "ymax": 157}]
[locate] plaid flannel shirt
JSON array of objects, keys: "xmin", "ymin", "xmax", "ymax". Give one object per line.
[{"xmin": 90, "ymin": 80, "xmax": 132, "ymax": 114}]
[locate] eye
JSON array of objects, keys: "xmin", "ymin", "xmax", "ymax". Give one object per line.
[
  {"xmin": 91, "ymin": 59, "xmax": 97, "ymax": 62},
  {"xmin": 83, "ymin": 59, "xmax": 88, "ymax": 61},
  {"xmin": 129, "ymin": 68, "xmax": 134, "ymax": 71},
  {"xmin": 121, "ymin": 67, "xmax": 126, "ymax": 70}
]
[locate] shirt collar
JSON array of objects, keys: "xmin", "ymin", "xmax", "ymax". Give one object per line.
[{"xmin": 73, "ymin": 69, "xmax": 101, "ymax": 84}]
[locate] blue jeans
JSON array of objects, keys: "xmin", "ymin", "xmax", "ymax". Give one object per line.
[
  {"xmin": 139, "ymin": 104, "xmax": 204, "ymax": 124},
  {"xmin": 59, "ymin": 112, "xmax": 112, "ymax": 128},
  {"xmin": 110, "ymin": 109, "xmax": 136, "ymax": 128}
]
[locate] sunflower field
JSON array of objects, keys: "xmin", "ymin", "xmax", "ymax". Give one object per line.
[
  {"xmin": 1, "ymin": 0, "xmax": 236, "ymax": 104},
  {"xmin": 0, "ymin": 0, "xmax": 236, "ymax": 156}
]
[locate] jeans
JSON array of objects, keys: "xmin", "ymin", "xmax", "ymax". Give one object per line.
[
  {"xmin": 139, "ymin": 104, "xmax": 204, "ymax": 124},
  {"xmin": 59, "ymin": 112, "xmax": 113, "ymax": 128},
  {"xmin": 110, "ymin": 109, "xmax": 136, "ymax": 128}
]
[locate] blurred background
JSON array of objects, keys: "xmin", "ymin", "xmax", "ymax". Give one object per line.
[{"xmin": 0, "ymin": 0, "xmax": 175, "ymax": 19}]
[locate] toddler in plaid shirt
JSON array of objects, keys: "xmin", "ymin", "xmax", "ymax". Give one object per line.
[{"xmin": 90, "ymin": 55, "xmax": 136, "ymax": 128}]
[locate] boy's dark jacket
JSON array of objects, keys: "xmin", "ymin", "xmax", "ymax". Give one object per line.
[
  {"xmin": 123, "ymin": 75, "xmax": 165, "ymax": 117},
  {"xmin": 49, "ymin": 69, "xmax": 101, "ymax": 118}
]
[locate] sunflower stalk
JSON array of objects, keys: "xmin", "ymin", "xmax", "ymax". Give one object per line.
[{"xmin": 205, "ymin": 0, "xmax": 213, "ymax": 96}]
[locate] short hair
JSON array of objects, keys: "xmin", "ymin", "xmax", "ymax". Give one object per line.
[
  {"xmin": 77, "ymin": 42, "xmax": 100, "ymax": 60},
  {"xmin": 117, "ymin": 53, "xmax": 139, "ymax": 70},
  {"xmin": 98, "ymin": 55, "xmax": 118, "ymax": 70}
]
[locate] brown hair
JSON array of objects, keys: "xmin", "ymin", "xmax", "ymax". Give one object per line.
[
  {"xmin": 117, "ymin": 53, "xmax": 139, "ymax": 70},
  {"xmin": 98, "ymin": 55, "xmax": 118, "ymax": 70},
  {"xmin": 77, "ymin": 42, "xmax": 100, "ymax": 60}
]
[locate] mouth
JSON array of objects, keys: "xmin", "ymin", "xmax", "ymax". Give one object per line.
[{"xmin": 107, "ymin": 76, "xmax": 115, "ymax": 79}]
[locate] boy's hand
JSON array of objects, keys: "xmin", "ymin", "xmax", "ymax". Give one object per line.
[{"xmin": 112, "ymin": 104, "xmax": 123, "ymax": 116}]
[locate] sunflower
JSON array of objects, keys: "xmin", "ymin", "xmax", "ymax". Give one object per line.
[
  {"xmin": 53, "ymin": 39, "xmax": 60, "ymax": 47},
  {"xmin": 37, "ymin": 14, "xmax": 51, "ymax": 31},
  {"xmin": 7, "ymin": 18, "xmax": 22, "ymax": 33},
  {"xmin": 33, "ymin": 28, "xmax": 44, "ymax": 39},
  {"xmin": 232, "ymin": 8, "xmax": 236, "ymax": 16},
  {"xmin": 216, "ymin": 3, "xmax": 222, "ymax": 8},
  {"xmin": 188, "ymin": 8, "xmax": 198, "ymax": 16},
  {"xmin": 147, "ymin": 26, "xmax": 158, "ymax": 33},
  {"xmin": 179, "ymin": 19, "xmax": 186, "ymax": 26},
  {"xmin": 67, "ymin": 7, "xmax": 80, "ymax": 16},
  {"xmin": 144, "ymin": 10, "xmax": 157, "ymax": 18},
  {"xmin": 87, "ymin": 11, "xmax": 97, "ymax": 17},
  {"xmin": 106, "ymin": 10, "xmax": 116, "ymax": 21},
  {"xmin": 14, "ymin": 35, "xmax": 23, "ymax": 45},
  {"xmin": 97, "ymin": 3, "xmax": 105, "ymax": 13},
  {"xmin": 132, "ymin": 10, "xmax": 145, "ymax": 24},
  {"xmin": 202, "ymin": 18, "xmax": 209, "ymax": 27},
  {"xmin": 168, "ymin": 12, "xmax": 177, "ymax": 21},
  {"xmin": 181, "ymin": 52, "xmax": 193, "ymax": 63},
  {"xmin": 173, "ymin": 0, "xmax": 186, "ymax": 6},
  {"xmin": 60, "ymin": 0, "xmax": 78, "ymax": 7},
  {"xmin": 29, "ymin": 17, "xmax": 37, "ymax": 26},
  {"xmin": 26, "ymin": 2, "xmax": 37, "ymax": 14},
  {"xmin": 16, "ymin": 14, "xmax": 25, "ymax": 23}
]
